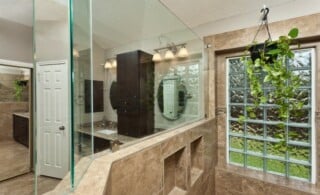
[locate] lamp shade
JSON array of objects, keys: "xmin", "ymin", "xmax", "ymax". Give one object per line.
[
  {"xmin": 177, "ymin": 47, "xmax": 188, "ymax": 58},
  {"xmin": 111, "ymin": 59, "xmax": 117, "ymax": 68},
  {"xmin": 104, "ymin": 61, "xmax": 112, "ymax": 69},
  {"xmin": 152, "ymin": 52, "xmax": 162, "ymax": 62},
  {"xmin": 164, "ymin": 50, "xmax": 175, "ymax": 60}
]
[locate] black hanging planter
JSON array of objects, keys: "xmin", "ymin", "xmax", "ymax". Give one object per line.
[
  {"xmin": 248, "ymin": 42, "xmax": 278, "ymax": 63},
  {"xmin": 16, "ymin": 80, "xmax": 28, "ymax": 86}
]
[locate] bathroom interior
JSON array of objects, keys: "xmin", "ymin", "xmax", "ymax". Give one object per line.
[
  {"xmin": 0, "ymin": 0, "xmax": 319, "ymax": 194},
  {"xmin": 0, "ymin": 64, "xmax": 31, "ymax": 181}
]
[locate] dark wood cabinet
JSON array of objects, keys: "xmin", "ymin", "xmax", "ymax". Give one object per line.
[
  {"xmin": 116, "ymin": 50, "xmax": 154, "ymax": 137},
  {"xmin": 13, "ymin": 114, "xmax": 29, "ymax": 147}
]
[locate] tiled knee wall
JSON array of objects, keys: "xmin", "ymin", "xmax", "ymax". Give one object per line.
[{"xmin": 107, "ymin": 119, "xmax": 216, "ymax": 195}]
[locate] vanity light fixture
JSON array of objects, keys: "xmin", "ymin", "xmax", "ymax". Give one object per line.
[
  {"xmin": 164, "ymin": 49, "xmax": 175, "ymax": 60},
  {"xmin": 73, "ymin": 48, "xmax": 80, "ymax": 58},
  {"xmin": 152, "ymin": 52, "xmax": 162, "ymax": 62},
  {"xmin": 104, "ymin": 58, "xmax": 117, "ymax": 69},
  {"xmin": 177, "ymin": 46, "xmax": 188, "ymax": 58},
  {"xmin": 104, "ymin": 61, "xmax": 112, "ymax": 69},
  {"xmin": 152, "ymin": 43, "xmax": 188, "ymax": 62}
]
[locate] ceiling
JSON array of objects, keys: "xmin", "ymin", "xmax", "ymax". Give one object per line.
[{"xmin": 1, "ymin": 0, "xmax": 320, "ymax": 48}]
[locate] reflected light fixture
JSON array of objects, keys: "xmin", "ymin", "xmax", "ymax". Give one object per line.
[
  {"xmin": 152, "ymin": 43, "xmax": 188, "ymax": 62},
  {"xmin": 177, "ymin": 46, "xmax": 188, "ymax": 58},
  {"xmin": 104, "ymin": 61, "xmax": 112, "ymax": 69},
  {"xmin": 111, "ymin": 59, "xmax": 117, "ymax": 68},
  {"xmin": 73, "ymin": 48, "xmax": 80, "ymax": 58},
  {"xmin": 164, "ymin": 50, "xmax": 175, "ymax": 60},
  {"xmin": 104, "ymin": 58, "xmax": 117, "ymax": 69},
  {"xmin": 152, "ymin": 52, "xmax": 162, "ymax": 62}
]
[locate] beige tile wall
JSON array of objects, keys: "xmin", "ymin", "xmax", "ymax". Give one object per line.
[
  {"xmin": 204, "ymin": 13, "xmax": 320, "ymax": 195},
  {"xmin": 65, "ymin": 119, "xmax": 216, "ymax": 195},
  {"xmin": 0, "ymin": 102, "xmax": 29, "ymax": 139}
]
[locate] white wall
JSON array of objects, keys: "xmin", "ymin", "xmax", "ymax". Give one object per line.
[{"xmin": 0, "ymin": 18, "xmax": 32, "ymax": 62}]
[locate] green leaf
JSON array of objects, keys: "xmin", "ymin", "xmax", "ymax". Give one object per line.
[
  {"xmin": 249, "ymin": 112, "xmax": 256, "ymax": 118},
  {"xmin": 288, "ymin": 28, "xmax": 299, "ymax": 38},
  {"xmin": 263, "ymin": 75, "xmax": 271, "ymax": 83},
  {"xmin": 238, "ymin": 115, "xmax": 245, "ymax": 124},
  {"xmin": 267, "ymin": 49, "xmax": 281, "ymax": 55}
]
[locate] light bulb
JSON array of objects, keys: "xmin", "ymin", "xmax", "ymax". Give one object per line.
[
  {"xmin": 164, "ymin": 50, "xmax": 175, "ymax": 60},
  {"xmin": 177, "ymin": 47, "xmax": 188, "ymax": 58},
  {"xmin": 152, "ymin": 52, "xmax": 162, "ymax": 62}
]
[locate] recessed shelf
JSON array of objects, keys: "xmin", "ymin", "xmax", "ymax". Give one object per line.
[
  {"xmin": 164, "ymin": 147, "xmax": 187, "ymax": 195},
  {"xmin": 190, "ymin": 136, "xmax": 204, "ymax": 185}
]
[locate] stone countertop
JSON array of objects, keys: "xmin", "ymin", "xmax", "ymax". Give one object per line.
[
  {"xmin": 77, "ymin": 126, "xmax": 137, "ymax": 144},
  {"xmin": 13, "ymin": 112, "xmax": 30, "ymax": 118}
]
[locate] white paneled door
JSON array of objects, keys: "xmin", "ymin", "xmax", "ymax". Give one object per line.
[{"xmin": 37, "ymin": 61, "xmax": 69, "ymax": 179}]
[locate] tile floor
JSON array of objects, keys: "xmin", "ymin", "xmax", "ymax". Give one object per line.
[{"xmin": 0, "ymin": 138, "xmax": 30, "ymax": 181}]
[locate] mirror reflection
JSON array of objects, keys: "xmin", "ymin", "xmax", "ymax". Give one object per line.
[{"xmin": 157, "ymin": 74, "xmax": 189, "ymax": 120}]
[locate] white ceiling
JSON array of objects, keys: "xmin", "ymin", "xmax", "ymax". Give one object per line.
[
  {"xmin": 1, "ymin": 0, "xmax": 320, "ymax": 47},
  {"xmin": 0, "ymin": 0, "xmax": 32, "ymax": 26},
  {"xmin": 160, "ymin": 0, "xmax": 320, "ymax": 36}
]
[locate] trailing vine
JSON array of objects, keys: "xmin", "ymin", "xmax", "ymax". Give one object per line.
[{"xmin": 240, "ymin": 28, "xmax": 304, "ymax": 149}]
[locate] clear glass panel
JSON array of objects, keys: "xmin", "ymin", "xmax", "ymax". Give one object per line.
[
  {"xmin": 69, "ymin": 0, "xmax": 205, "ymax": 191},
  {"xmin": 34, "ymin": 0, "xmax": 71, "ymax": 193},
  {"xmin": 70, "ymin": 0, "xmax": 94, "ymax": 189}
]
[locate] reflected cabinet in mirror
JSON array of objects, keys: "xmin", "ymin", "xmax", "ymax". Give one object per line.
[{"xmin": 157, "ymin": 74, "xmax": 190, "ymax": 120}]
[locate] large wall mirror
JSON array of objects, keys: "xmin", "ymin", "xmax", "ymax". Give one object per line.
[{"xmin": 157, "ymin": 74, "xmax": 189, "ymax": 120}]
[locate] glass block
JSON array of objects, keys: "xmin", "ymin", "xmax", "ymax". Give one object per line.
[
  {"xmin": 247, "ymin": 107, "xmax": 263, "ymax": 120},
  {"xmin": 229, "ymin": 151, "xmax": 244, "ymax": 165},
  {"xmin": 247, "ymin": 155, "xmax": 263, "ymax": 170},
  {"xmin": 229, "ymin": 58, "xmax": 244, "ymax": 73},
  {"xmin": 288, "ymin": 50, "xmax": 311, "ymax": 69},
  {"xmin": 230, "ymin": 106, "xmax": 244, "ymax": 118},
  {"xmin": 246, "ymin": 90, "xmax": 255, "ymax": 104},
  {"xmin": 229, "ymin": 136, "xmax": 244, "ymax": 151},
  {"xmin": 289, "ymin": 163, "xmax": 310, "ymax": 180},
  {"xmin": 266, "ymin": 125, "xmax": 285, "ymax": 139},
  {"xmin": 247, "ymin": 139, "xmax": 264, "ymax": 154},
  {"xmin": 176, "ymin": 65, "xmax": 187, "ymax": 76},
  {"xmin": 267, "ymin": 159, "xmax": 285, "ymax": 175},
  {"xmin": 266, "ymin": 107, "xmax": 280, "ymax": 121},
  {"xmin": 188, "ymin": 64, "xmax": 199, "ymax": 75},
  {"xmin": 289, "ymin": 109, "xmax": 309, "ymax": 123},
  {"xmin": 292, "ymin": 89, "xmax": 310, "ymax": 105},
  {"xmin": 229, "ymin": 74, "xmax": 245, "ymax": 88},
  {"xmin": 229, "ymin": 90, "xmax": 244, "ymax": 103},
  {"xmin": 288, "ymin": 126, "xmax": 310, "ymax": 143},
  {"xmin": 292, "ymin": 70, "xmax": 311, "ymax": 86},
  {"xmin": 289, "ymin": 146, "xmax": 310, "ymax": 162},
  {"xmin": 247, "ymin": 123, "xmax": 263, "ymax": 137},
  {"xmin": 187, "ymin": 77, "xmax": 199, "ymax": 86},
  {"xmin": 230, "ymin": 121, "xmax": 244, "ymax": 135},
  {"xmin": 266, "ymin": 142, "xmax": 285, "ymax": 158}
]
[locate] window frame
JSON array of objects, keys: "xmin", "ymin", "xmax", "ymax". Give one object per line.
[{"xmin": 225, "ymin": 48, "xmax": 316, "ymax": 183}]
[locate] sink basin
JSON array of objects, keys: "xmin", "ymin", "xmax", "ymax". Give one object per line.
[{"xmin": 97, "ymin": 129, "xmax": 116, "ymax": 135}]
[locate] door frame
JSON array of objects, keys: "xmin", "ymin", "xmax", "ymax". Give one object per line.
[{"xmin": 36, "ymin": 60, "xmax": 70, "ymax": 178}]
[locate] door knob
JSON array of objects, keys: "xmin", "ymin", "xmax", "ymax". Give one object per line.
[{"xmin": 59, "ymin": 126, "xmax": 65, "ymax": 130}]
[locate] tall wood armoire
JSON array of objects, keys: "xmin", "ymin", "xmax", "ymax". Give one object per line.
[{"xmin": 116, "ymin": 50, "xmax": 154, "ymax": 137}]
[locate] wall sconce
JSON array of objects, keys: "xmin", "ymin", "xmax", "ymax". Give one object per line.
[
  {"xmin": 104, "ymin": 58, "xmax": 117, "ymax": 69},
  {"xmin": 152, "ymin": 43, "xmax": 188, "ymax": 62},
  {"xmin": 73, "ymin": 48, "xmax": 80, "ymax": 58}
]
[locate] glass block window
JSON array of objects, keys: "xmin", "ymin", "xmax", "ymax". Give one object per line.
[{"xmin": 227, "ymin": 48, "xmax": 315, "ymax": 182}]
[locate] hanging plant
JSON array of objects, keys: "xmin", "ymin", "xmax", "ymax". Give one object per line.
[
  {"xmin": 14, "ymin": 79, "xmax": 27, "ymax": 101},
  {"xmin": 239, "ymin": 7, "xmax": 304, "ymax": 150}
]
